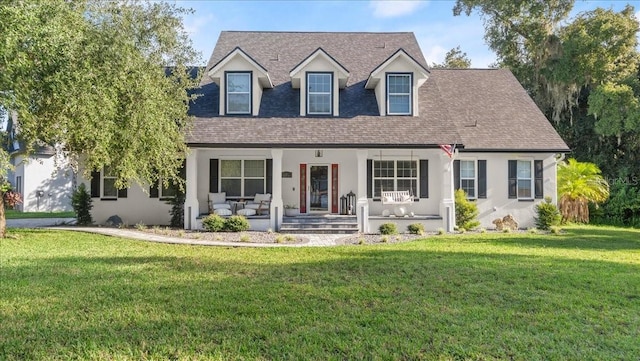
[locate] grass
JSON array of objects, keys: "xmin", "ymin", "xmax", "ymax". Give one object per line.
[
  {"xmin": 1, "ymin": 225, "xmax": 639, "ymax": 360},
  {"xmin": 5, "ymin": 210, "xmax": 75, "ymax": 219}
]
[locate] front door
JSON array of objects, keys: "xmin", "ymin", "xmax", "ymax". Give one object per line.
[{"xmin": 309, "ymin": 165, "xmax": 329, "ymax": 212}]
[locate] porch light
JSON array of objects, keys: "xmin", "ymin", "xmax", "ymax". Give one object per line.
[
  {"xmin": 347, "ymin": 191, "xmax": 356, "ymax": 215},
  {"xmin": 340, "ymin": 195, "xmax": 347, "ymax": 215},
  {"xmin": 315, "ymin": 150, "xmax": 323, "ymax": 157}
]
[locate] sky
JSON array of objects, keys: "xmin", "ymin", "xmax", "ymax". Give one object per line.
[{"xmin": 178, "ymin": 0, "xmax": 640, "ymax": 67}]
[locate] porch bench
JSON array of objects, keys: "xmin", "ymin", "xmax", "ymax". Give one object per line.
[{"xmin": 381, "ymin": 190, "xmax": 413, "ymax": 205}]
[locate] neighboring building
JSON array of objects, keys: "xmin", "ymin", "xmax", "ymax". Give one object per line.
[
  {"xmin": 83, "ymin": 31, "xmax": 570, "ymax": 232},
  {"xmin": 2, "ymin": 107, "xmax": 74, "ymax": 212}
]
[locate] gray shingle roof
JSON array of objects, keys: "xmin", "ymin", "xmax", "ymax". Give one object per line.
[{"xmin": 187, "ymin": 31, "xmax": 569, "ymax": 152}]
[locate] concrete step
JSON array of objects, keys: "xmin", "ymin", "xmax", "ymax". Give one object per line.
[{"xmin": 280, "ymin": 227, "xmax": 359, "ymax": 234}]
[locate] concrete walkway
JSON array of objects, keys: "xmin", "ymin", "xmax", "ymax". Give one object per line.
[{"xmin": 52, "ymin": 226, "xmax": 347, "ymax": 247}]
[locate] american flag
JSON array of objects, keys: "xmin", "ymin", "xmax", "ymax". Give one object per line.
[{"xmin": 439, "ymin": 144, "xmax": 455, "ymax": 158}]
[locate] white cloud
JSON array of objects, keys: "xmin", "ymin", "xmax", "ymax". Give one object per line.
[
  {"xmin": 183, "ymin": 13, "xmax": 215, "ymax": 36},
  {"xmin": 370, "ymin": 0, "xmax": 425, "ymax": 18},
  {"xmin": 423, "ymin": 45, "xmax": 447, "ymax": 66}
]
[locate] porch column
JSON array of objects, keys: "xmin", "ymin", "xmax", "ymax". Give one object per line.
[
  {"xmin": 441, "ymin": 154, "xmax": 456, "ymax": 232},
  {"xmin": 270, "ymin": 149, "xmax": 284, "ymax": 231},
  {"xmin": 184, "ymin": 148, "xmax": 199, "ymax": 230},
  {"xmin": 356, "ymin": 149, "xmax": 369, "ymax": 233}
]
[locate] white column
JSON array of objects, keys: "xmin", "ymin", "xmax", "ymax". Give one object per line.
[
  {"xmin": 271, "ymin": 149, "xmax": 284, "ymax": 231},
  {"xmin": 184, "ymin": 148, "xmax": 199, "ymax": 230},
  {"xmin": 356, "ymin": 149, "xmax": 369, "ymax": 233},
  {"xmin": 441, "ymin": 154, "xmax": 455, "ymax": 232}
]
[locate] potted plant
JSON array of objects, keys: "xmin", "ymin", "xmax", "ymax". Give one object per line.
[{"xmin": 284, "ymin": 204, "xmax": 299, "ymax": 217}]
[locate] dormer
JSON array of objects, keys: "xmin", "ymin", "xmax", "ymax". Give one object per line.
[
  {"xmin": 208, "ymin": 47, "xmax": 273, "ymax": 116},
  {"xmin": 365, "ymin": 49, "xmax": 429, "ymax": 116},
  {"xmin": 289, "ymin": 48, "xmax": 349, "ymax": 117}
]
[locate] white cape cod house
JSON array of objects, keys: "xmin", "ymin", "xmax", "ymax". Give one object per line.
[{"xmin": 85, "ymin": 31, "xmax": 570, "ymax": 233}]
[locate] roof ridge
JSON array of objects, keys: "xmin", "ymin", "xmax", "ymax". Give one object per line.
[{"xmin": 220, "ymin": 30, "xmax": 414, "ymax": 35}]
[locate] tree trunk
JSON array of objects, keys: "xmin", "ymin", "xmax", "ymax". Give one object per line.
[{"xmin": 0, "ymin": 192, "xmax": 6, "ymax": 238}]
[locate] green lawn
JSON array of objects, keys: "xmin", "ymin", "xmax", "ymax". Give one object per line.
[
  {"xmin": 5, "ymin": 210, "xmax": 75, "ymax": 219},
  {"xmin": 1, "ymin": 225, "xmax": 638, "ymax": 360}
]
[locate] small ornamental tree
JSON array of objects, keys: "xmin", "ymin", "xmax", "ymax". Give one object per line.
[
  {"xmin": 535, "ymin": 196, "xmax": 561, "ymax": 230},
  {"xmin": 71, "ymin": 183, "xmax": 93, "ymax": 226},
  {"xmin": 455, "ymin": 189, "xmax": 480, "ymax": 230}
]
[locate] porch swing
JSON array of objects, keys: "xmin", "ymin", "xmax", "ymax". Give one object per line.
[{"xmin": 379, "ymin": 150, "xmax": 414, "ymax": 207}]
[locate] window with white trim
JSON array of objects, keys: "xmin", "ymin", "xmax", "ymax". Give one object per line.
[
  {"xmin": 387, "ymin": 73, "xmax": 412, "ymax": 115},
  {"xmin": 307, "ymin": 72, "xmax": 332, "ymax": 115},
  {"xmin": 220, "ymin": 159, "xmax": 265, "ymax": 197},
  {"xmin": 517, "ymin": 160, "xmax": 533, "ymax": 199},
  {"xmin": 226, "ymin": 72, "xmax": 251, "ymax": 114},
  {"xmin": 102, "ymin": 166, "xmax": 118, "ymax": 198},
  {"xmin": 460, "ymin": 160, "xmax": 476, "ymax": 198},
  {"xmin": 373, "ymin": 160, "xmax": 417, "ymax": 197}
]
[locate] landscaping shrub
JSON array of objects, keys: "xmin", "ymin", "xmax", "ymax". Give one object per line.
[
  {"xmin": 202, "ymin": 214, "xmax": 225, "ymax": 232},
  {"xmin": 71, "ymin": 183, "xmax": 93, "ymax": 226},
  {"xmin": 166, "ymin": 191, "xmax": 185, "ymax": 228},
  {"xmin": 224, "ymin": 215, "xmax": 250, "ymax": 232},
  {"xmin": 534, "ymin": 197, "xmax": 562, "ymax": 230},
  {"xmin": 407, "ymin": 223, "xmax": 425, "ymax": 235},
  {"xmin": 454, "ymin": 189, "xmax": 480, "ymax": 230},
  {"xmin": 379, "ymin": 222, "xmax": 398, "ymax": 235}
]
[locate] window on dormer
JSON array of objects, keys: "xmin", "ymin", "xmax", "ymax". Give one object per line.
[
  {"xmin": 387, "ymin": 73, "xmax": 412, "ymax": 115},
  {"xmin": 226, "ymin": 72, "xmax": 251, "ymax": 114},
  {"xmin": 307, "ymin": 72, "xmax": 332, "ymax": 115}
]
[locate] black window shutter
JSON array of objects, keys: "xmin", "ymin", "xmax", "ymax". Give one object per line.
[
  {"xmin": 266, "ymin": 159, "xmax": 273, "ymax": 194},
  {"xmin": 534, "ymin": 160, "xmax": 543, "ymax": 199},
  {"xmin": 453, "ymin": 160, "xmax": 461, "ymax": 191},
  {"xmin": 118, "ymin": 188, "xmax": 128, "ymax": 198},
  {"xmin": 478, "ymin": 160, "xmax": 487, "ymax": 199},
  {"xmin": 149, "ymin": 180, "xmax": 159, "ymax": 198},
  {"xmin": 366, "ymin": 159, "xmax": 372, "ymax": 199},
  {"xmin": 90, "ymin": 170, "xmax": 100, "ymax": 198},
  {"xmin": 209, "ymin": 159, "xmax": 219, "ymax": 193},
  {"xmin": 508, "ymin": 160, "xmax": 517, "ymax": 199},
  {"xmin": 419, "ymin": 159, "xmax": 429, "ymax": 198}
]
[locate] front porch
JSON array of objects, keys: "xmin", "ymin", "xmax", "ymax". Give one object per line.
[{"xmin": 184, "ymin": 148, "xmax": 456, "ymax": 233}]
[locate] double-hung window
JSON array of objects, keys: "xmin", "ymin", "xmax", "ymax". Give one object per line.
[
  {"xmin": 220, "ymin": 159, "xmax": 265, "ymax": 197},
  {"xmin": 460, "ymin": 160, "xmax": 476, "ymax": 198},
  {"xmin": 102, "ymin": 166, "xmax": 118, "ymax": 199},
  {"xmin": 516, "ymin": 160, "xmax": 533, "ymax": 199},
  {"xmin": 226, "ymin": 72, "xmax": 251, "ymax": 114},
  {"xmin": 387, "ymin": 73, "xmax": 412, "ymax": 115},
  {"xmin": 307, "ymin": 72, "xmax": 332, "ymax": 115},
  {"xmin": 373, "ymin": 160, "xmax": 417, "ymax": 197}
]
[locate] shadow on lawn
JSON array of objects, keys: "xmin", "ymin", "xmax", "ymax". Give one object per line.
[{"xmin": 2, "ymin": 241, "xmax": 639, "ymax": 360}]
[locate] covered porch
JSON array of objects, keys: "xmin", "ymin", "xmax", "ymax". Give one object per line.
[{"xmin": 184, "ymin": 148, "xmax": 456, "ymax": 233}]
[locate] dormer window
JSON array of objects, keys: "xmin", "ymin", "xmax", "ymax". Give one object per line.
[
  {"xmin": 387, "ymin": 73, "xmax": 412, "ymax": 115},
  {"xmin": 226, "ymin": 72, "xmax": 252, "ymax": 114},
  {"xmin": 307, "ymin": 72, "xmax": 332, "ymax": 115}
]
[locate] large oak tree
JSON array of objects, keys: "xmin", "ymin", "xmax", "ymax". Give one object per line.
[{"xmin": 0, "ymin": 0, "xmax": 201, "ymax": 236}]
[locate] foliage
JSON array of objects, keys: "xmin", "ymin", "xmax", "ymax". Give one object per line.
[
  {"xmin": 379, "ymin": 223, "xmax": 398, "ymax": 235},
  {"xmin": 407, "ymin": 223, "xmax": 425, "ymax": 235},
  {"xmin": 432, "ymin": 46, "xmax": 472, "ymax": 68},
  {"xmin": 2, "ymin": 226, "xmax": 639, "ymax": 359},
  {"xmin": 202, "ymin": 214, "xmax": 225, "ymax": 232},
  {"xmin": 557, "ymin": 159, "xmax": 609, "ymax": 223},
  {"xmin": 166, "ymin": 192, "xmax": 185, "ymax": 228},
  {"xmin": 0, "ymin": 0, "xmax": 200, "ymax": 195},
  {"xmin": 592, "ymin": 181, "xmax": 640, "ymax": 228},
  {"xmin": 534, "ymin": 197, "xmax": 561, "ymax": 230},
  {"xmin": 3, "ymin": 190, "xmax": 22, "ymax": 208},
  {"xmin": 223, "ymin": 215, "xmax": 250, "ymax": 232},
  {"xmin": 454, "ymin": 189, "xmax": 480, "ymax": 230},
  {"xmin": 70, "ymin": 183, "xmax": 93, "ymax": 226}
]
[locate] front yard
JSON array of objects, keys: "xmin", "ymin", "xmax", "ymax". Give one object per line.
[{"xmin": 1, "ymin": 225, "xmax": 638, "ymax": 360}]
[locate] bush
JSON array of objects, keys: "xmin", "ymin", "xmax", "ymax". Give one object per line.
[
  {"xmin": 379, "ymin": 223, "xmax": 398, "ymax": 235},
  {"xmin": 202, "ymin": 214, "xmax": 225, "ymax": 232},
  {"xmin": 224, "ymin": 215, "xmax": 250, "ymax": 232},
  {"xmin": 71, "ymin": 183, "xmax": 93, "ymax": 226},
  {"xmin": 455, "ymin": 189, "xmax": 480, "ymax": 230},
  {"xmin": 407, "ymin": 223, "xmax": 425, "ymax": 235},
  {"xmin": 535, "ymin": 197, "xmax": 561, "ymax": 230},
  {"xmin": 166, "ymin": 191, "xmax": 185, "ymax": 228}
]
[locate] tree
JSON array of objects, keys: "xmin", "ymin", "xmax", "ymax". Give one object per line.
[
  {"xmin": 0, "ymin": 0, "xmax": 200, "ymax": 237},
  {"xmin": 557, "ymin": 158, "xmax": 609, "ymax": 223},
  {"xmin": 432, "ymin": 46, "xmax": 472, "ymax": 68},
  {"xmin": 454, "ymin": 189, "xmax": 480, "ymax": 230},
  {"xmin": 71, "ymin": 183, "xmax": 93, "ymax": 226}
]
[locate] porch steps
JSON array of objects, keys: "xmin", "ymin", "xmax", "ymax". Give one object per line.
[{"xmin": 280, "ymin": 215, "xmax": 359, "ymax": 234}]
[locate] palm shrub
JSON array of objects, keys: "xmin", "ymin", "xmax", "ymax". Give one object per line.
[
  {"xmin": 71, "ymin": 183, "xmax": 93, "ymax": 226},
  {"xmin": 557, "ymin": 158, "xmax": 609, "ymax": 223},
  {"xmin": 454, "ymin": 189, "xmax": 480, "ymax": 230},
  {"xmin": 535, "ymin": 196, "xmax": 561, "ymax": 230},
  {"xmin": 224, "ymin": 215, "xmax": 250, "ymax": 232},
  {"xmin": 202, "ymin": 214, "xmax": 225, "ymax": 232}
]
